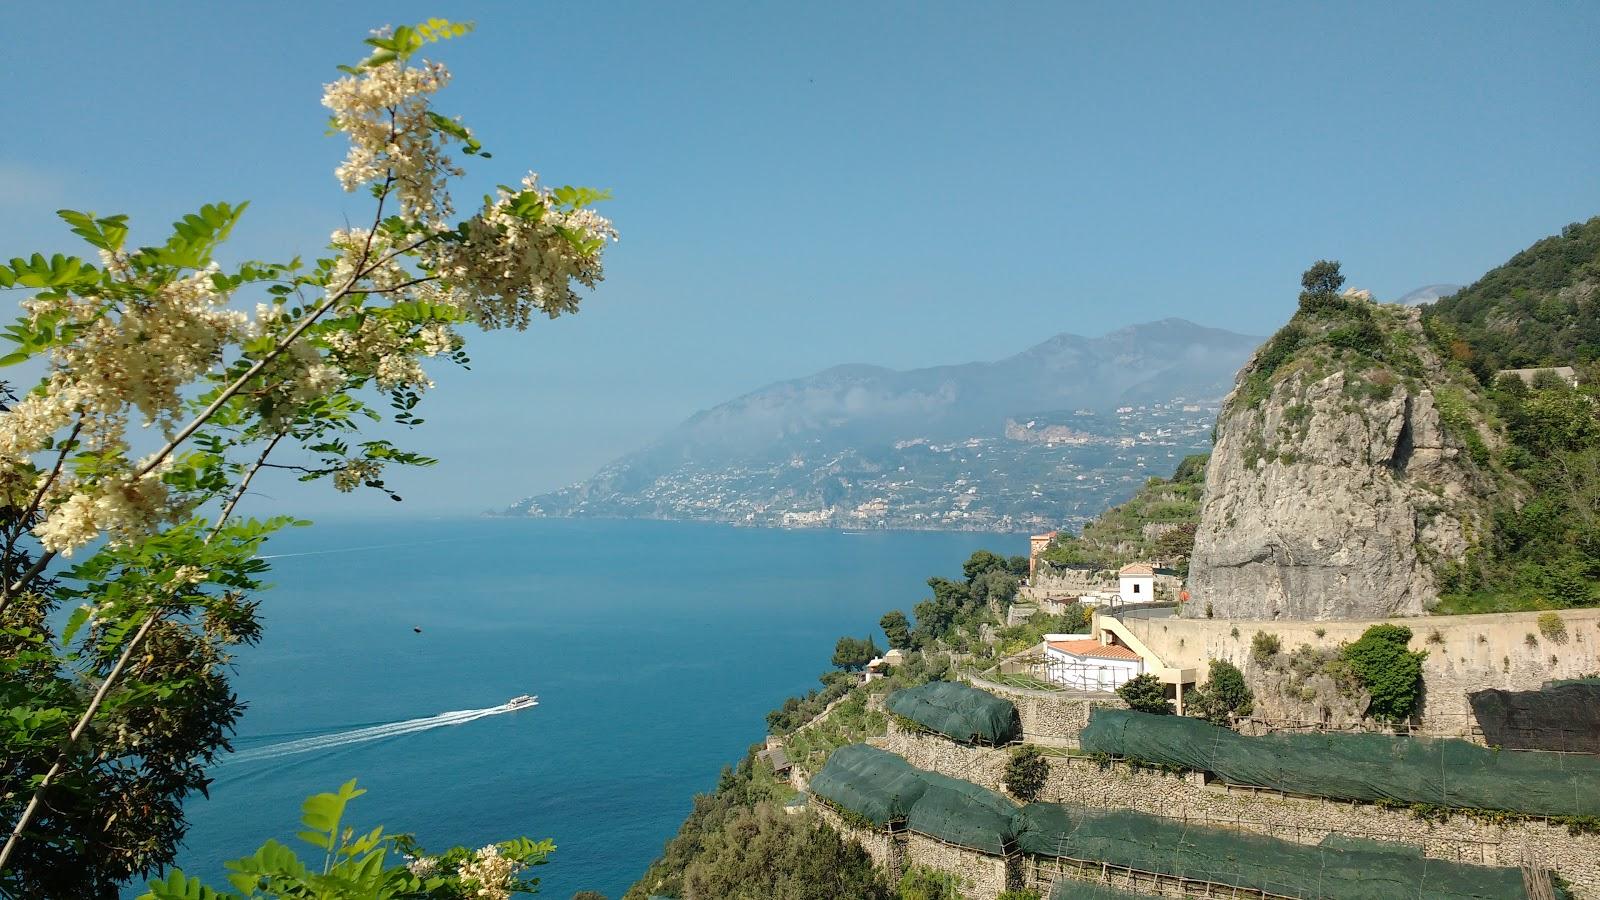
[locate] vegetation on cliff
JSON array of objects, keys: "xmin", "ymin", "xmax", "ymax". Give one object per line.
[
  {"xmin": 1421, "ymin": 219, "xmax": 1600, "ymax": 612},
  {"xmin": 1039, "ymin": 453, "xmax": 1207, "ymax": 574}
]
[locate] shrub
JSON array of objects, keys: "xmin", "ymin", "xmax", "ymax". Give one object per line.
[
  {"xmin": 1313, "ymin": 627, "xmax": 1326, "ymax": 638},
  {"xmin": 997, "ymin": 892, "xmax": 1043, "ymax": 900},
  {"xmin": 1189, "ymin": 660, "xmax": 1254, "ymax": 725},
  {"xmin": 897, "ymin": 866, "xmax": 968, "ymax": 900},
  {"xmin": 1250, "ymin": 631, "xmax": 1282, "ymax": 662},
  {"xmin": 681, "ymin": 804, "xmax": 894, "ymax": 900},
  {"xmin": 1002, "ymin": 745, "xmax": 1051, "ymax": 803},
  {"xmin": 1116, "ymin": 674, "xmax": 1171, "ymax": 715},
  {"xmin": 1341, "ymin": 624, "xmax": 1426, "ymax": 722},
  {"xmin": 1538, "ymin": 612, "xmax": 1569, "ymax": 644}
]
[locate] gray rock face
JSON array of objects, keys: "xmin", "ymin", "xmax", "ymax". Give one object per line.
[{"xmin": 1188, "ymin": 315, "xmax": 1491, "ymax": 620}]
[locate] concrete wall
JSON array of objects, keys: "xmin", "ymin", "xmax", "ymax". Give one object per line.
[{"xmin": 1112, "ymin": 607, "xmax": 1600, "ymax": 733}]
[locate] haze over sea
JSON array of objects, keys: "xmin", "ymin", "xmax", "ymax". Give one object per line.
[{"xmin": 158, "ymin": 517, "xmax": 1012, "ymax": 899}]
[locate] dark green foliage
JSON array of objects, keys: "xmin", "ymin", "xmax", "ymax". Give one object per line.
[
  {"xmin": 879, "ymin": 610, "xmax": 912, "ymax": 650},
  {"xmin": 1341, "ymin": 625, "xmax": 1426, "ymax": 722},
  {"xmin": 677, "ymin": 804, "xmax": 893, "ymax": 900},
  {"xmin": 1171, "ymin": 453, "xmax": 1209, "ymax": 483},
  {"xmin": 1299, "ymin": 259, "xmax": 1346, "ymax": 306},
  {"xmin": 572, "ymin": 892, "xmax": 608, "ymax": 900},
  {"xmin": 962, "ymin": 549, "xmax": 1007, "ymax": 582},
  {"xmin": 1424, "ymin": 216, "xmax": 1600, "ymax": 371},
  {"xmin": 1188, "ymin": 660, "xmax": 1253, "ymax": 725},
  {"xmin": 1005, "ymin": 555, "xmax": 1032, "ymax": 577},
  {"xmin": 831, "ymin": 635, "xmax": 881, "ymax": 672},
  {"xmin": 971, "ymin": 568, "xmax": 1020, "ymax": 605},
  {"xmin": 1002, "ymin": 745, "xmax": 1051, "ymax": 802},
  {"xmin": 1116, "ymin": 673, "xmax": 1171, "ymax": 715}
]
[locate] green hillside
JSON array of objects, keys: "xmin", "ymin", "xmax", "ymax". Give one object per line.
[
  {"xmin": 1040, "ymin": 453, "xmax": 1206, "ymax": 575},
  {"xmin": 1421, "ymin": 219, "xmax": 1600, "ymax": 611},
  {"xmin": 1425, "ymin": 216, "xmax": 1600, "ymax": 374}
]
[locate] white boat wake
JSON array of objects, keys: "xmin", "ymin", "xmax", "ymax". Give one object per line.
[{"xmin": 227, "ymin": 702, "xmax": 525, "ymax": 764}]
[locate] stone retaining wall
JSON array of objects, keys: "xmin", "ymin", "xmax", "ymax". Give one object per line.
[
  {"xmin": 810, "ymin": 800, "xmax": 904, "ymax": 879},
  {"xmin": 964, "ymin": 677, "xmax": 1126, "ymax": 746},
  {"xmin": 904, "ymin": 832, "xmax": 1018, "ymax": 898}
]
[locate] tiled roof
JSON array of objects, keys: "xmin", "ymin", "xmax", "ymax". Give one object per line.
[
  {"xmin": 1046, "ymin": 639, "xmax": 1142, "ymax": 662},
  {"xmin": 1119, "ymin": 563, "xmax": 1155, "ymax": 576}
]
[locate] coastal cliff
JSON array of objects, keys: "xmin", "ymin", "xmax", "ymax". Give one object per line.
[{"xmin": 1188, "ymin": 294, "xmax": 1500, "ymax": 620}]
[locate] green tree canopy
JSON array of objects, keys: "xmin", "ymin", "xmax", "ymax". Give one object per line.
[
  {"xmin": 879, "ymin": 610, "xmax": 912, "ymax": 650},
  {"xmin": 831, "ymin": 636, "xmax": 881, "ymax": 671},
  {"xmin": 1341, "ymin": 625, "xmax": 1426, "ymax": 722},
  {"xmin": 1116, "ymin": 673, "xmax": 1171, "ymax": 715}
]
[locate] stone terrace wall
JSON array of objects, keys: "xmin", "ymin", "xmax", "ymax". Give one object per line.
[
  {"xmin": 964, "ymin": 675, "xmax": 1126, "ymax": 747},
  {"xmin": 884, "ymin": 728, "xmax": 1600, "ymax": 898},
  {"xmin": 904, "ymin": 832, "xmax": 1018, "ymax": 898},
  {"xmin": 811, "ymin": 801, "xmax": 904, "ymax": 879},
  {"xmin": 1114, "ymin": 607, "xmax": 1600, "ymax": 736}
]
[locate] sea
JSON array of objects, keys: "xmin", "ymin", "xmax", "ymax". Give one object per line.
[{"xmin": 149, "ymin": 517, "xmax": 1016, "ymax": 899}]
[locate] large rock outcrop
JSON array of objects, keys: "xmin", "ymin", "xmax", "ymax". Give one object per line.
[{"xmin": 1188, "ymin": 306, "xmax": 1496, "ymax": 620}]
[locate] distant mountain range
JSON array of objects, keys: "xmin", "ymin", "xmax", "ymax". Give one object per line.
[{"xmin": 505, "ymin": 318, "xmax": 1262, "ymax": 532}]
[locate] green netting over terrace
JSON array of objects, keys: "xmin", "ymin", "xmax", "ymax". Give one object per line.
[
  {"xmin": 1080, "ymin": 708, "xmax": 1600, "ymax": 818},
  {"xmin": 806, "ymin": 743, "xmax": 928, "ymax": 825},
  {"xmin": 885, "ymin": 680, "xmax": 1020, "ymax": 744},
  {"xmin": 808, "ymin": 744, "xmax": 1018, "ymax": 852},
  {"xmin": 1017, "ymin": 803, "xmax": 1527, "ymax": 900}
]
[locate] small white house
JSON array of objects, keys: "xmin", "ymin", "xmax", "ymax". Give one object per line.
[
  {"xmin": 1118, "ymin": 563, "xmax": 1155, "ymax": 605},
  {"xmin": 1042, "ymin": 632, "xmax": 1144, "ymax": 691}
]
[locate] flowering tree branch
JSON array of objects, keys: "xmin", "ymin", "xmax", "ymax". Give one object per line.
[{"xmin": 0, "ymin": 17, "xmax": 615, "ymax": 897}]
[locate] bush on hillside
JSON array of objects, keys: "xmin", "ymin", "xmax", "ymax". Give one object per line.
[
  {"xmin": 679, "ymin": 804, "xmax": 894, "ymax": 900},
  {"xmin": 1189, "ymin": 660, "xmax": 1254, "ymax": 725},
  {"xmin": 1002, "ymin": 745, "xmax": 1051, "ymax": 802},
  {"xmin": 1341, "ymin": 625, "xmax": 1426, "ymax": 722},
  {"xmin": 1116, "ymin": 673, "xmax": 1171, "ymax": 715}
]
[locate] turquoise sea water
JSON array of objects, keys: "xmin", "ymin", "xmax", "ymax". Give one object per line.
[{"xmin": 157, "ymin": 517, "xmax": 1014, "ymax": 898}]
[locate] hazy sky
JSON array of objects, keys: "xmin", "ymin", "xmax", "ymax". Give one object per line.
[{"xmin": 3, "ymin": 2, "xmax": 1597, "ymax": 514}]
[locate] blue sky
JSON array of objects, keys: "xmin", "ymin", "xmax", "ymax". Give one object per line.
[{"xmin": 3, "ymin": 1, "xmax": 1597, "ymax": 513}]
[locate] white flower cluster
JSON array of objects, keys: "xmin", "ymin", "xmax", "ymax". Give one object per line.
[
  {"xmin": 455, "ymin": 844, "xmax": 517, "ymax": 900},
  {"xmin": 24, "ymin": 268, "xmax": 246, "ymax": 433},
  {"xmin": 405, "ymin": 855, "xmax": 439, "ymax": 879},
  {"xmin": 322, "ymin": 57, "xmax": 460, "ymax": 226},
  {"xmin": 430, "ymin": 173, "xmax": 617, "ymax": 331},
  {"xmin": 3, "ymin": 270, "xmax": 250, "ymax": 553},
  {"xmin": 332, "ymin": 460, "xmax": 383, "ymax": 492}
]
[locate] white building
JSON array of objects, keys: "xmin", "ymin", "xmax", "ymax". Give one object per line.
[
  {"xmin": 1042, "ymin": 632, "xmax": 1144, "ymax": 691},
  {"xmin": 1118, "ymin": 563, "xmax": 1155, "ymax": 604}
]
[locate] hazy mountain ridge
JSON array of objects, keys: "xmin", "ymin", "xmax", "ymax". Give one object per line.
[{"xmin": 507, "ymin": 319, "xmax": 1261, "ymax": 531}]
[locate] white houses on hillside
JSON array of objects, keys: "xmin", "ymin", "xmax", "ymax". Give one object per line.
[
  {"xmin": 1118, "ymin": 563, "xmax": 1155, "ymax": 604},
  {"xmin": 1042, "ymin": 632, "xmax": 1144, "ymax": 691}
]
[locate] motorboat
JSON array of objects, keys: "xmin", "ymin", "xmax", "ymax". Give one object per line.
[{"xmin": 506, "ymin": 694, "xmax": 539, "ymax": 710}]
